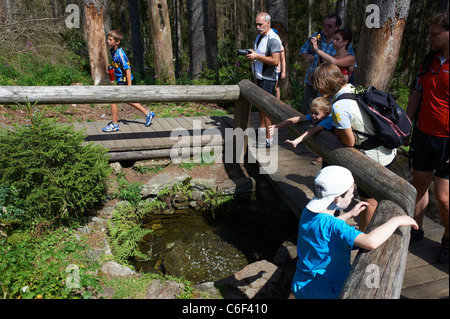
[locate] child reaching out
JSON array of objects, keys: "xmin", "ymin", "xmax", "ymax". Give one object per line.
[
  {"xmin": 291, "ymin": 165, "xmax": 418, "ymax": 299},
  {"xmin": 102, "ymin": 30, "xmax": 155, "ymax": 133},
  {"xmin": 268, "ymin": 96, "xmax": 333, "ymax": 165}
]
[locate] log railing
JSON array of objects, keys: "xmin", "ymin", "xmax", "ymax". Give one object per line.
[
  {"xmin": 236, "ymin": 79, "xmax": 416, "ymax": 299},
  {"xmin": 0, "ymin": 81, "xmax": 416, "ymax": 298},
  {"xmin": 0, "ymin": 85, "xmax": 240, "ymax": 104}
]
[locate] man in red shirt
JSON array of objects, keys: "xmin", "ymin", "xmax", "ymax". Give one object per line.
[{"xmin": 407, "ymin": 11, "xmax": 449, "ymax": 263}]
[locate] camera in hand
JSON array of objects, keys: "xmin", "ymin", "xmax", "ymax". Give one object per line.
[
  {"xmin": 237, "ymin": 49, "xmax": 252, "ymax": 56},
  {"xmin": 309, "ymin": 33, "xmax": 322, "ymax": 44}
]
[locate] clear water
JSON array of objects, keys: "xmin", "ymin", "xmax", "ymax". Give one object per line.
[{"xmin": 133, "ymin": 197, "xmax": 298, "ymax": 284}]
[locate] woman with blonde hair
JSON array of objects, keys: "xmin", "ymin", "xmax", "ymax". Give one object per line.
[{"xmin": 313, "ymin": 62, "xmax": 397, "ymax": 232}]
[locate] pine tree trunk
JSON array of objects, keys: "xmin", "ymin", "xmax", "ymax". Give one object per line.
[
  {"xmin": 187, "ymin": 0, "xmax": 218, "ymax": 82},
  {"xmin": 149, "ymin": 0, "xmax": 176, "ymax": 84},
  {"xmin": 336, "ymin": 0, "xmax": 348, "ymax": 27},
  {"xmin": 84, "ymin": 1, "xmax": 109, "ymax": 85},
  {"xmin": 354, "ymin": 0, "xmax": 411, "ymax": 92},
  {"xmin": 129, "ymin": 0, "xmax": 144, "ymax": 77}
]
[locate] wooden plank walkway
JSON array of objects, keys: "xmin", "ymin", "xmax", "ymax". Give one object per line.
[{"xmin": 9, "ymin": 112, "xmax": 444, "ymax": 299}]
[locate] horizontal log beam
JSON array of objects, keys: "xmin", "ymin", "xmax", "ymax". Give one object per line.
[
  {"xmin": 107, "ymin": 141, "xmax": 223, "ymax": 162},
  {"xmin": 0, "ymin": 85, "xmax": 240, "ymax": 105}
]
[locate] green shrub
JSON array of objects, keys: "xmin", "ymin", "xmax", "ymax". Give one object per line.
[
  {"xmin": 0, "ymin": 101, "xmax": 111, "ymax": 227},
  {"xmin": 0, "ymin": 228, "xmax": 102, "ymax": 299}
]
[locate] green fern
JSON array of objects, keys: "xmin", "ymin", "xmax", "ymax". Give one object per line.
[{"xmin": 107, "ymin": 203, "xmax": 153, "ymax": 265}]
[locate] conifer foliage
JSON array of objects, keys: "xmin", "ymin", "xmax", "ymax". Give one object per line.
[{"xmin": 0, "ymin": 101, "xmax": 111, "ymax": 227}]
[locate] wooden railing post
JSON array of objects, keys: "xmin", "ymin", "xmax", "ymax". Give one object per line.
[
  {"xmin": 339, "ymin": 200, "xmax": 411, "ymax": 298},
  {"xmin": 231, "ymin": 95, "xmax": 252, "ymax": 163}
]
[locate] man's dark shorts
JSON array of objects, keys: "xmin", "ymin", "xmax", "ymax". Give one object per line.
[
  {"xmin": 411, "ymin": 128, "xmax": 449, "ymax": 179},
  {"xmin": 256, "ymin": 79, "xmax": 277, "ymax": 95}
]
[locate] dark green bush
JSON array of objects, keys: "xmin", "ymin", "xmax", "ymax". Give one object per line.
[{"xmin": 0, "ymin": 101, "xmax": 111, "ymax": 227}]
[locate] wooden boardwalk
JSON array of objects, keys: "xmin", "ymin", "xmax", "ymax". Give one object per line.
[{"xmin": 71, "ymin": 113, "xmax": 447, "ymax": 299}]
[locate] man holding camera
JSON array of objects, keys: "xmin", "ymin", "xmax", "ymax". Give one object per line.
[{"xmin": 246, "ymin": 12, "xmax": 282, "ymax": 148}]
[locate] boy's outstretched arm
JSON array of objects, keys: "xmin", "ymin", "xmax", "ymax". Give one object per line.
[{"xmin": 354, "ymin": 215, "xmax": 419, "ymax": 250}]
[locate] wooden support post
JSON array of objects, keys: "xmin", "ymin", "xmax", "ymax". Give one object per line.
[
  {"xmin": 233, "ymin": 96, "xmax": 251, "ymax": 131},
  {"xmin": 340, "ymin": 200, "xmax": 412, "ymax": 299},
  {"xmin": 231, "ymin": 95, "xmax": 252, "ymax": 163}
]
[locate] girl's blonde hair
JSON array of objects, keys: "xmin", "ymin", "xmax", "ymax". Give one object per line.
[
  {"xmin": 310, "ymin": 96, "xmax": 332, "ymax": 114},
  {"xmin": 313, "ymin": 62, "xmax": 347, "ymax": 98}
]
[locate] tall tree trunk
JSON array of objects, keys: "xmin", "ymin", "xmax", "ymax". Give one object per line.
[
  {"xmin": 103, "ymin": 0, "xmax": 112, "ymax": 40},
  {"xmin": 234, "ymin": 0, "xmax": 242, "ymax": 50},
  {"xmin": 266, "ymin": 0, "xmax": 290, "ymax": 99},
  {"xmin": 206, "ymin": 0, "xmax": 219, "ymax": 82},
  {"xmin": 354, "ymin": 0, "xmax": 411, "ymax": 92},
  {"xmin": 173, "ymin": 0, "xmax": 182, "ymax": 78},
  {"xmin": 149, "ymin": 0, "xmax": 175, "ymax": 84},
  {"xmin": 187, "ymin": 0, "xmax": 206, "ymax": 79},
  {"xmin": 129, "ymin": 0, "xmax": 144, "ymax": 77},
  {"xmin": 307, "ymin": 0, "xmax": 313, "ymax": 37},
  {"xmin": 187, "ymin": 0, "xmax": 218, "ymax": 82},
  {"xmin": 335, "ymin": 0, "xmax": 347, "ymax": 27},
  {"xmin": 84, "ymin": 0, "xmax": 109, "ymax": 85}
]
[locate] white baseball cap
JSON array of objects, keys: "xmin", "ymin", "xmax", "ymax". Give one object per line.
[{"xmin": 306, "ymin": 166, "xmax": 355, "ymax": 213}]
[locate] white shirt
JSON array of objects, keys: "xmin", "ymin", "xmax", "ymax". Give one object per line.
[
  {"xmin": 252, "ymin": 29, "xmax": 282, "ymax": 81},
  {"xmin": 332, "ymin": 84, "xmax": 396, "ymax": 166}
]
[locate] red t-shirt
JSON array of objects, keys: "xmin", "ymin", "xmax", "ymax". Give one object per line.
[{"xmin": 416, "ymin": 53, "xmax": 449, "ymax": 137}]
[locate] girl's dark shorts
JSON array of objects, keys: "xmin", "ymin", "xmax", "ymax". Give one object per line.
[{"xmin": 411, "ymin": 128, "xmax": 449, "ymax": 180}]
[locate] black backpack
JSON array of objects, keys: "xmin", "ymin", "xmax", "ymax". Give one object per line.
[{"xmin": 335, "ymin": 86, "xmax": 412, "ymax": 150}]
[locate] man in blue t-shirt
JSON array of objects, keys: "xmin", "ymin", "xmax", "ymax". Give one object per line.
[{"xmin": 299, "ymin": 14, "xmax": 355, "ymax": 115}]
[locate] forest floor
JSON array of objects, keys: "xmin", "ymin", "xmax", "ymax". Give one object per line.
[{"xmin": 0, "ymin": 102, "xmax": 229, "ymax": 126}]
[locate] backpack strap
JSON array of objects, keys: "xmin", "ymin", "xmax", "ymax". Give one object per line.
[{"xmin": 334, "ymin": 93, "xmax": 381, "ymax": 150}]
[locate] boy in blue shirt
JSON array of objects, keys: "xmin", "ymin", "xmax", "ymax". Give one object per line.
[
  {"xmin": 102, "ymin": 30, "xmax": 155, "ymax": 132},
  {"xmin": 292, "ymin": 165, "xmax": 418, "ymax": 299}
]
